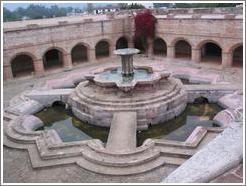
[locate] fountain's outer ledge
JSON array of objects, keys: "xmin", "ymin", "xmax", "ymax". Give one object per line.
[
  {"xmin": 68, "ymin": 66, "xmax": 188, "ymax": 130},
  {"xmin": 84, "ymin": 66, "xmax": 171, "ymax": 93}
]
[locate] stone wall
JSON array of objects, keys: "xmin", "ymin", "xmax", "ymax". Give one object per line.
[{"xmin": 3, "ymin": 7, "xmax": 243, "ymax": 80}]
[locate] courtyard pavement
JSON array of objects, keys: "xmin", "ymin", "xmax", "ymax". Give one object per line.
[{"xmin": 2, "ymin": 56, "xmax": 243, "ymax": 183}]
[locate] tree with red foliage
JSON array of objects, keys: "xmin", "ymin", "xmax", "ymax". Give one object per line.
[{"xmin": 134, "ymin": 9, "xmax": 156, "ymax": 55}]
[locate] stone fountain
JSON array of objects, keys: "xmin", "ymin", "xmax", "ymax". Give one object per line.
[
  {"xmin": 68, "ymin": 48, "xmax": 188, "ymax": 129},
  {"xmin": 114, "ymin": 48, "xmax": 139, "ymax": 76}
]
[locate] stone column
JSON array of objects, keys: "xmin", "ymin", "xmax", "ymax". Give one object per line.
[
  {"xmin": 63, "ymin": 53, "xmax": 73, "ymax": 69},
  {"xmin": 3, "ymin": 64, "xmax": 13, "ymax": 80},
  {"xmin": 89, "ymin": 48, "xmax": 97, "ymax": 62},
  {"xmin": 128, "ymin": 40, "xmax": 134, "ymax": 48},
  {"xmin": 192, "ymin": 48, "xmax": 201, "ymax": 63},
  {"xmin": 167, "ymin": 46, "xmax": 175, "ymax": 58},
  {"xmin": 109, "ymin": 45, "xmax": 114, "ymax": 57},
  {"xmin": 33, "ymin": 59, "xmax": 44, "ymax": 77},
  {"xmin": 147, "ymin": 40, "xmax": 153, "ymax": 57},
  {"xmin": 222, "ymin": 52, "xmax": 233, "ymax": 68}
]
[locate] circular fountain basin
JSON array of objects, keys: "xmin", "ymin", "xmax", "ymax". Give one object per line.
[
  {"xmin": 68, "ymin": 48, "xmax": 187, "ymax": 129},
  {"xmin": 69, "ymin": 68, "xmax": 187, "ymax": 129}
]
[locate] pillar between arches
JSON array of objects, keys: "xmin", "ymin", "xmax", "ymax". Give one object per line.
[
  {"xmin": 89, "ymin": 48, "xmax": 97, "ymax": 62},
  {"xmin": 128, "ymin": 41, "xmax": 134, "ymax": 48},
  {"xmin": 192, "ymin": 48, "xmax": 201, "ymax": 63},
  {"xmin": 63, "ymin": 53, "xmax": 73, "ymax": 69},
  {"xmin": 33, "ymin": 59, "xmax": 44, "ymax": 76},
  {"xmin": 222, "ymin": 52, "xmax": 233, "ymax": 67},
  {"xmin": 3, "ymin": 64, "xmax": 13, "ymax": 80},
  {"xmin": 167, "ymin": 46, "xmax": 175, "ymax": 58}
]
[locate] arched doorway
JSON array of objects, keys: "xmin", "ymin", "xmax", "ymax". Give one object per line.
[
  {"xmin": 232, "ymin": 45, "xmax": 243, "ymax": 67},
  {"xmin": 153, "ymin": 38, "xmax": 167, "ymax": 56},
  {"xmin": 174, "ymin": 40, "xmax": 191, "ymax": 58},
  {"xmin": 43, "ymin": 48, "xmax": 63, "ymax": 70},
  {"xmin": 116, "ymin": 37, "xmax": 128, "ymax": 49},
  {"xmin": 71, "ymin": 44, "xmax": 88, "ymax": 64},
  {"xmin": 134, "ymin": 38, "xmax": 146, "ymax": 54},
  {"xmin": 95, "ymin": 40, "xmax": 110, "ymax": 59},
  {"xmin": 11, "ymin": 54, "xmax": 34, "ymax": 78},
  {"xmin": 200, "ymin": 42, "xmax": 222, "ymax": 64}
]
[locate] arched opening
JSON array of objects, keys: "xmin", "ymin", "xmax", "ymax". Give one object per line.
[
  {"xmin": 232, "ymin": 45, "xmax": 243, "ymax": 67},
  {"xmin": 153, "ymin": 38, "xmax": 167, "ymax": 56},
  {"xmin": 116, "ymin": 37, "xmax": 128, "ymax": 49},
  {"xmin": 43, "ymin": 49, "xmax": 63, "ymax": 70},
  {"xmin": 200, "ymin": 42, "xmax": 222, "ymax": 64},
  {"xmin": 134, "ymin": 38, "xmax": 146, "ymax": 54},
  {"xmin": 11, "ymin": 54, "xmax": 34, "ymax": 78},
  {"xmin": 194, "ymin": 97, "xmax": 209, "ymax": 104},
  {"xmin": 174, "ymin": 40, "xmax": 191, "ymax": 58},
  {"xmin": 71, "ymin": 44, "xmax": 88, "ymax": 64},
  {"xmin": 95, "ymin": 40, "xmax": 110, "ymax": 59},
  {"xmin": 52, "ymin": 101, "xmax": 66, "ymax": 107}
]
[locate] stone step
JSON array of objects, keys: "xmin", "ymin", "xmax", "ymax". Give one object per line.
[
  {"xmin": 162, "ymin": 156, "xmax": 188, "ymax": 166},
  {"xmin": 75, "ymin": 85, "xmax": 183, "ymax": 108},
  {"xmin": 82, "ymin": 146, "xmax": 161, "ymax": 167},
  {"xmin": 77, "ymin": 156, "xmax": 166, "ymax": 175},
  {"xmin": 3, "ymin": 112, "xmax": 18, "ymax": 121},
  {"xmin": 159, "ymin": 146, "xmax": 195, "ymax": 158},
  {"xmin": 72, "ymin": 89, "xmax": 186, "ymax": 112},
  {"xmin": 5, "ymin": 127, "xmax": 38, "ymax": 144},
  {"xmin": 77, "ymin": 81, "xmax": 179, "ymax": 104}
]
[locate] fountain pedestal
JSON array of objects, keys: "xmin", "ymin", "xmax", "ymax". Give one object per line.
[{"xmin": 114, "ymin": 48, "xmax": 140, "ymax": 76}]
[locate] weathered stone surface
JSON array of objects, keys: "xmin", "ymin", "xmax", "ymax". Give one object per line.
[
  {"xmin": 5, "ymin": 99, "xmax": 44, "ymax": 115},
  {"xmin": 163, "ymin": 122, "xmax": 243, "ymax": 183},
  {"xmin": 218, "ymin": 93, "xmax": 243, "ymax": 109},
  {"xmin": 20, "ymin": 115, "xmax": 44, "ymax": 131},
  {"xmin": 106, "ymin": 112, "xmax": 137, "ymax": 153},
  {"xmin": 25, "ymin": 89, "xmax": 74, "ymax": 106}
]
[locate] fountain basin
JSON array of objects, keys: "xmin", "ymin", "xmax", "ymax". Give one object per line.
[
  {"xmin": 69, "ymin": 76, "xmax": 187, "ymax": 129},
  {"xmin": 68, "ymin": 48, "xmax": 187, "ymax": 129},
  {"xmin": 85, "ymin": 66, "xmax": 170, "ymax": 92}
]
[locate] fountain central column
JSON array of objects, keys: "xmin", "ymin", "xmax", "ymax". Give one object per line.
[
  {"xmin": 121, "ymin": 54, "xmax": 134, "ymax": 76},
  {"xmin": 114, "ymin": 48, "xmax": 140, "ymax": 76}
]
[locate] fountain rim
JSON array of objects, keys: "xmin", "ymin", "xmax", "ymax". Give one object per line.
[{"xmin": 113, "ymin": 48, "xmax": 140, "ymax": 56}]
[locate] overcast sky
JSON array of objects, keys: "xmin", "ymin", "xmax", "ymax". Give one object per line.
[{"xmin": 3, "ymin": 3, "xmax": 154, "ymax": 11}]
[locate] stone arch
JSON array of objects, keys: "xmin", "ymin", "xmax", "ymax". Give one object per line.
[
  {"xmin": 116, "ymin": 36, "xmax": 128, "ymax": 49},
  {"xmin": 43, "ymin": 47, "xmax": 64, "ymax": 70},
  {"xmin": 95, "ymin": 40, "xmax": 110, "ymax": 59},
  {"xmin": 71, "ymin": 43, "xmax": 88, "ymax": 64},
  {"xmin": 174, "ymin": 40, "xmax": 192, "ymax": 58},
  {"xmin": 199, "ymin": 40, "xmax": 222, "ymax": 64},
  {"xmin": 194, "ymin": 96, "xmax": 209, "ymax": 104},
  {"xmin": 10, "ymin": 53, "xmax": 35, "ymax": 78},
  {"xmin": 153, "ymin": 37, "xmax": 167, "ymax": 56},
  {"xmin": 170, "ymin": 37, "xmax": 193, "ymax": 47},
  {"xmin": 231, "ymin": 44, "xmax": 243, "ymax": 67}
]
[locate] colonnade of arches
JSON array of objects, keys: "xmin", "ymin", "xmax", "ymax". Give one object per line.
[
  {"xmin": 7, "ymin": 36, "xmax": 242, "ymax": 79},
  {"xmin": 151, "ymin": 37, "xmax": 242, "ymax": 67}
]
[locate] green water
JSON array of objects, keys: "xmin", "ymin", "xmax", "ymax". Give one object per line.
[
  {"xmin": 35, "ymin": 103, "xmax": 222, "ymax": 145},
  {"xmin": 35, "ymin": 105, "xmax": 109, "ymax": 143},
  {"xmin": 137, "ymin": 103, "xmax": 222, "ymax": 146},
  {"xmin": 99, "ymin": 67, "xmax": 151, "ymax": 83}
]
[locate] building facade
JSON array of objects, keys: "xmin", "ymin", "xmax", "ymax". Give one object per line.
[{"xmin": 3, "ymin": 7, "xmax": 243, "ymax": 80}]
